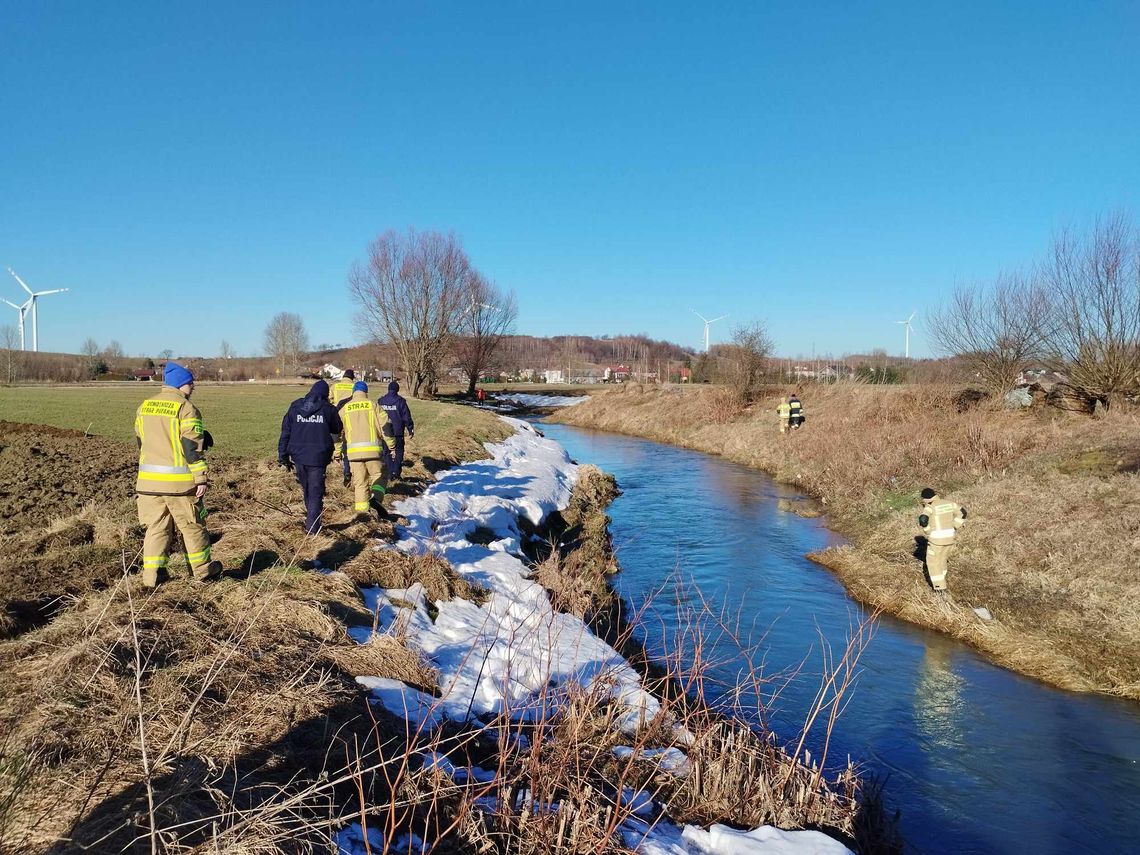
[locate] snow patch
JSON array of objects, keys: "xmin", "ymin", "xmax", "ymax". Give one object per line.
[{"xmin": 496, "ymin": 393, "xmax": 588, "ymax": 408}]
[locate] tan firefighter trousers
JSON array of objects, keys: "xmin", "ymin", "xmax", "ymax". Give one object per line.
[
  {"xmin": 350, "ymin": 459, "xmax": 388, "ymax": 514},
  {"xmin": 925, "ymin": 542, "xmax": 954, "ymax": 590},
  {"xmin": 137, "ymin": 494, "xmax": 212, "ymax": 586}
]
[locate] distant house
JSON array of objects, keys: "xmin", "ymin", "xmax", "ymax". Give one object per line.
[
  {"xmin": 131, "ymin": 369, "xmax": 157, "ymax": 381},
  {"xmin": 604, "ymin": 365, "xmax": 631, "ymax": 383},
  {"xmin": 543, "ymin": 369, "xmax": 564, "ymax": 384},
  {"xmin": 518, "ymin": 368, "xmax": 535, "ymax": 382},
  {"xmin": 679, "ymin": 366, "xmax": 692, "ymax": 383}
]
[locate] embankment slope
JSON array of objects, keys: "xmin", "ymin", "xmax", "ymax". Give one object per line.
[{"xmin": 551, "ymin": 383, "xmax": 1140, "ymax": 698}]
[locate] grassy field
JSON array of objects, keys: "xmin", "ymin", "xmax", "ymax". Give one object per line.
[
  {"xmin": 0, "ymin": 382, "xmax": 501, "ymax": 460},
  {"xmin": 552, "ymin": 382, "xmax": 1140, "ymax": 698}
]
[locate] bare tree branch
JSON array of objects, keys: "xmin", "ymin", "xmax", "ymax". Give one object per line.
[
  {"xmin": 263, "ymin": 312, "xmax": 309, "ymax": 378},
  {"xmin": 453, "ymin": 275, "xmax": 519, "ymax": 396},
  {"xmin": 348, "ymin": 229, "xmax": 471, "ymax": 398}
]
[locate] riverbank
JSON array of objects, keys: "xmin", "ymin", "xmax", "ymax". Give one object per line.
[
  {"xmin": 549, "ymin": 383, "xmax": 1140, "ymax": 699},
  {"xmin": 0, "ymin": 398, "xmax": 893, "ymax": 853},
  {"xmin": 0, "ymin": 398, "xmax": 513, "ymax": 851}
]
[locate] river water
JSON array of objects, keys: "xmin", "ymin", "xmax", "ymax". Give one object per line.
[{"xmin": 540, "ymin": 422, "xmax": 1140, "ymax": 855}]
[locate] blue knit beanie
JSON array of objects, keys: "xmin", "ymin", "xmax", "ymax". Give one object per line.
[
  {"xmin": 353, "ymin": 381, "xmax": 368, "ymax": 394},
  {"xmin": 164, "ymin": 361, "xmax": 194, "ymax": 388}
]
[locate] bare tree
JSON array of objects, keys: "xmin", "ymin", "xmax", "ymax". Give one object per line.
[
  {"xmin": 263, "ymin": 312, "xmax": 309, "ymax": 377},
  {"xmin": 81, "ymin": 338, "xmax": 101, "ymax": 358},
  {"xmin": 103, "ymin": 340, "xmax": 125, "ymax": 359},
  {"xmin": 348, "ymin": 228, "xmax": 470, "ymax": 398},
  {"xmin": 219, "ymin": 340, "xmax": 237, "ymax": 359},
  {"xmin": 926, "ymin": 272, "xmax": 1051, "ymax": 392},
  {"xmin": 159, "ymin": 348, "xmax": 173, "ymax": 361},
  {"xmin": 1041, "ymin": 212, "xmax": 1140, "ymax": 402},
  {"xmin": 1, "ymin": 325, "xmax": 20, "ymax": 383},
  {"xmin": 720, "ymin": 321, "xmax": 774, "ymax": 401},
  {"xmin": 453, "ymin": 274, "xmax": 519, "ymax": 396}
]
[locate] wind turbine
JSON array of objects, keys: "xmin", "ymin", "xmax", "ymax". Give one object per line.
[
  {"xmin": 2, "ymin": 296, "xmax": 29, "ymax": 350},
  {"xmin": 895, "ymin": 310, "xmax": 916, "ymax": 359},
  {"xmin": 8, "ymin": 269, "xmax": 69, "ymax": 352},
  {"xmin": 693, "ymin": 310, "xmax": 728, "ymax": 353}
]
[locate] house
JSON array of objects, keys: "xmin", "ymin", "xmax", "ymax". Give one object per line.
[
  {"xmin": 604, "ymin": 364, "xmax": 631, "ymax": 383},
  {"xmin": 131, "ymin": 369, "xmax": 157, "ymax": 381},
  {"xmin": 679, "ymin": 367, "xmax": 691, "ymax": 383},
  {"xmin": 543, "ymin": 369, "xmax": 564, "ymax": 384}
]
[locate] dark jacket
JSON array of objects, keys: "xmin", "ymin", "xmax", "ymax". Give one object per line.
[
  {"xmin": 378, "ymin": 381, "xmax": 414, "ymax": 436},
  {"xmin": 278, "ymin": 380, "xmax": 343, "ymax": 466}
]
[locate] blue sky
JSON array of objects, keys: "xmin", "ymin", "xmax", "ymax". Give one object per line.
[{"xmin": 1, "ymin": 1, "xmax": 1137, "ymax": 359}]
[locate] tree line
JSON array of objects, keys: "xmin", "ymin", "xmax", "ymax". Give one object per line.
[{"xmin": 928, "ymin": 211, "xmax": 1140, "ymax": 402}]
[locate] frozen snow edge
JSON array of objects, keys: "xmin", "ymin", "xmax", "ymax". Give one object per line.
[{"xmin": 338, "ymin": 416, "xmax": 852, "ymax": 855}]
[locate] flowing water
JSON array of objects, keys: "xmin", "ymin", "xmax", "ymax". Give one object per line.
[{"xmin": 540, "ymin": 422, "xmax": 1140, "ymax": 855}]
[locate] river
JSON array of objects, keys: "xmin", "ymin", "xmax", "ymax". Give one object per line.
[{"xmin": 539, "ymin": 422, "xmax": 1140, "ymax": 855}]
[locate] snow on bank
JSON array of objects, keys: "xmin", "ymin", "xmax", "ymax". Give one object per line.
[
  {"xmin": 496, "ymin": 392, "xmax": 588, "ymax": 408},
  {"xmin": 339, "ymin": 417, "xmax": 852, "ymax": 855},
  {"xmin": 356, "ymin": 417, "xmax": 657, "ymax": 727}
]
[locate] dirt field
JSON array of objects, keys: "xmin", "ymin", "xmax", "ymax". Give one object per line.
[
  {"xmin": 0, "ymin": 390, "xmax": 517, "ymax": 852},
  {"xmin": 552, "ymin": 383, "xmax": 1140, "ymax": 699}
]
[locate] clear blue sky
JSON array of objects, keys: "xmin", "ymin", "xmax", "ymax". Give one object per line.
[{"xmin": 2, "ymin": 1, "xmax": 1137, "ymax": 359}]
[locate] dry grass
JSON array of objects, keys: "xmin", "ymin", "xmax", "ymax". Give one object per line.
[{"xmin": 553, "ymin": 383, "xmax": 1140, "ymax": 697}]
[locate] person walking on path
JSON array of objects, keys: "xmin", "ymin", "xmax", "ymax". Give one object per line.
[
  {"xmin": 378, "ymin": 380, "xmax": 415, "ymax": 479},
  {"xmin": 789, "ymin": 394, "xmax": 804, "ymax": 429},
  {"xmin": 279, "ymin": 379, "xmax": 343, "ymax": 535},
  {"xmin": 776, "ymin": 397, "xmax": 791, "ymax": 433},
  {"xmin": 330, "ymin": 369, "xmax": 356, "ymax": 486},
  {"xmin": 342, "ymin": 381, "xmax": 393, "ymax": 519},
  {"xmin": 918, "ymin": 487, "xmax": 967, "ymax": 591},
  {"xmin": 134, "ymin": 361, "xmax": 221, "ymax": 587}
]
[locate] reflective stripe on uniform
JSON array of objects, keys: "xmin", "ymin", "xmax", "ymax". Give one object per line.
[
  {"xmin": 186, "ymin": 546, "xmax": 211, "ymax": 566},
  {"xmin": 140, "ymin": 463, "xmax": 192, "ymax": 475},
  {"xmin": 188, "ymin": 460, "xmax": 207, "ymax": 473},
  {"xmin": 370, "ymin": 484, "xmax": 386, "ymax": 494},
  {"xmin": 142, "ymin": 556, "xmax": 168, "ymax": 568},
  {"xmin": 930, "ymin": 529, "xmax": 955, "ymax": 539},
  {"xmin": 354, "ymin": 501, "xmax": 370, "ymax": 512},
  {"xmin": 347, "ymin": 441, "xmax": 378, "ymax": 451}
]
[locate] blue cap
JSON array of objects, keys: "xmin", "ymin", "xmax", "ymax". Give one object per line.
[
  {"xmin": 353, "ymin": 381, "xmax": 368, "ymax": 394},
  {"xmin": 164, "ymin": 361, "xmax": 194, "ymax": 388}
]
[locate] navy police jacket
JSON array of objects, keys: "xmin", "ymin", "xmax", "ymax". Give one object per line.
[
  {"xmin": 378, "ymin": 382, "xmax": 415, "ymax": 437},
  {"xmin": 278, "ymin": 380, "xmax": 344, "ymax": 466}
]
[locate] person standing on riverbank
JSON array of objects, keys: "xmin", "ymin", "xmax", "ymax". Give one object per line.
[
  {"xmin": 378, "ymin": 380, "xmax": 415, "ymax": 479},
  {"xmin": 134, "ymin": 362, "xmax": 221, "ymax": 587},
  {"xmin": 278, "ymin": 379, "xmax": 343, "ymax": 534},
  {"xmin": 776, "ymin": 398, "xmax": 791, "ymax": 433},
  {"xmin": 331, "ymin": 369, "xmax": 356, "ymax": 486},
  {"xmin": 918, "ymin": 487, "xmax": 967, "ymax": 591},
  {"xmin": 343, "ymin": 381, "xmax": 393, "ymax": 519},
  {"xmin": 789, "ymin": 394, "xmax": 804, "ymax": 429}
]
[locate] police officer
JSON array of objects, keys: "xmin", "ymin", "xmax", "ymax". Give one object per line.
[
  {"xmin": 279, "ymin": 379, "xmax": 343, "ymax": 534},
  {"xmin": 330, "ymin": 369, "xmax": 356, "ymax": 486},
  {"xmin": 378, "ymin": 380, "xmax": 415, "ymax": 479},
  {"xmin": 134, "ymin": 361, "xmax": 221, "ymax": 587},
  {"xmin": 918, "ymin": 487, "xmax": 967, "ymax": 591},
  {"xmin": 342, "ymin": 381, "xmax": 393, "ymax": 519}
]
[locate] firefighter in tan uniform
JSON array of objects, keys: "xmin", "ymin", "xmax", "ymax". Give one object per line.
[
  {"xmin": 341, "ymin": 381, "xmax": 393, "ymax": 519},
  {"xmin": 134, "ymin": 362, "xmax": 221, "ymax": 586},
  {"xmin": 918, "ymin": 487, "xmax": 967, "ymax": 591},
  {"xmin": 330, "ymin": 369, "xmax": 357, "ymax": 486},
  {"xmin": 776, "ymin": 398, "xmax": 791, "ymax": 433}
]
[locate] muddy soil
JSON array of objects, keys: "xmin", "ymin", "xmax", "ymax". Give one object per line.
[{"xmin": 0, "ymin": 422, "xmax": 143, "ymax": 635}]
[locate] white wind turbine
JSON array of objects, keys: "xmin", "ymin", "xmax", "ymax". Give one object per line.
[
  {"xmin": 693, "ymin": 310, "xmax": 728, "ymax": 353},
  {"xmin": 2, "ymin": 296, "xmax": 29, "ymax": 350},
  {"xmin": 8, "ymin": 269, "xmax": 69, "ymax": 352},
  {"xmin": 895, "ymin": 310, "xmax": 916, "ymax": 359}
]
